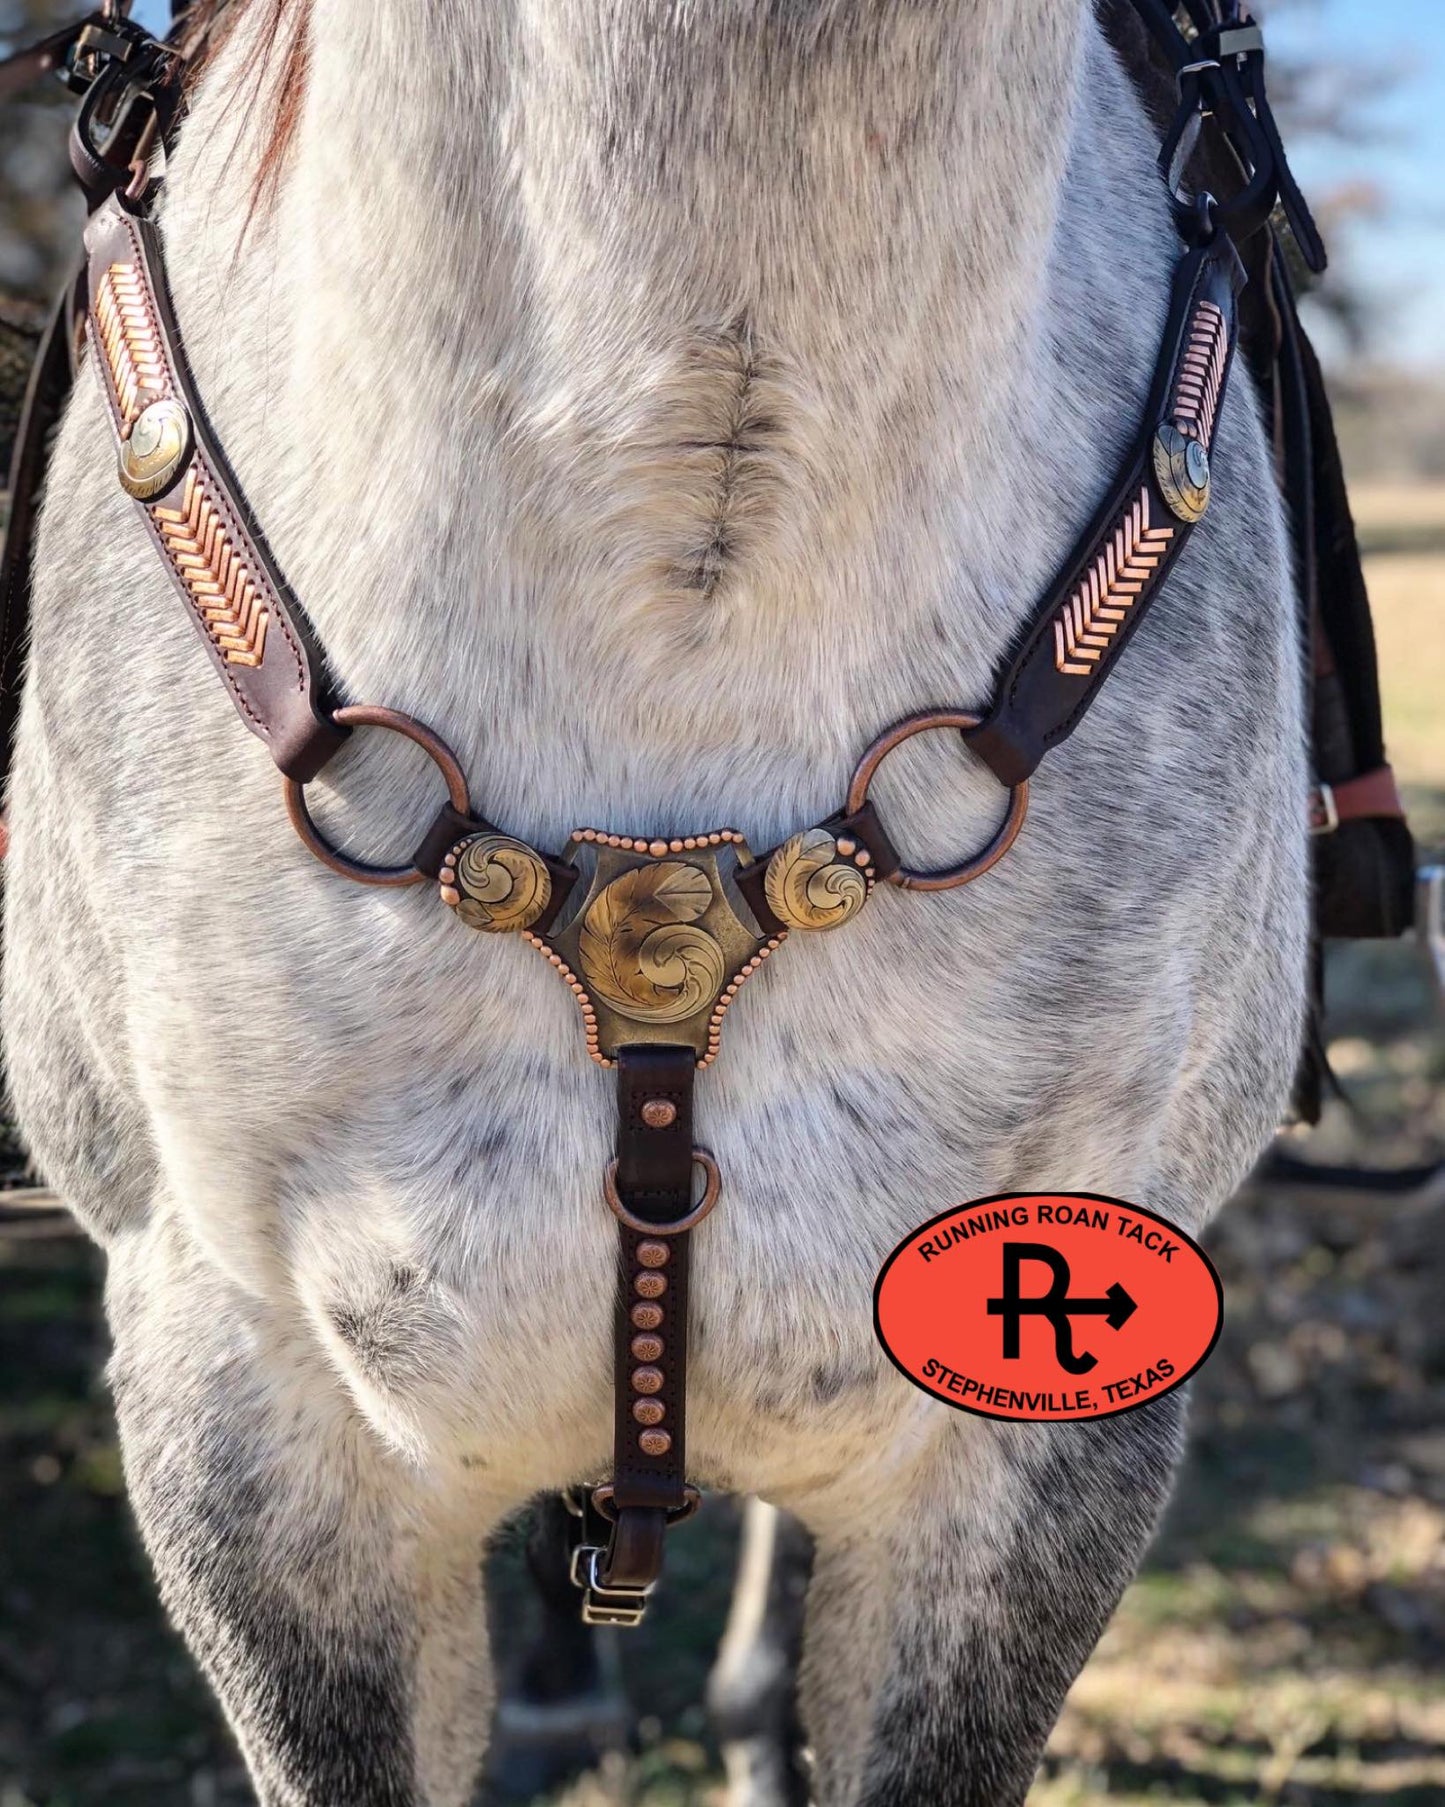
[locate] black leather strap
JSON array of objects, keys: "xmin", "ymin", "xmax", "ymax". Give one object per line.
[
  {"xmin": 1123, "ymin": 0, "xmax": 1325, "ymax": 270},
  {"xmin": 964, "ymin": 228, "xmax": 1245, "ymax": 787},
  {"xmin": 0, "ymin": 274, "xmax": 84, "ymax": 806}
]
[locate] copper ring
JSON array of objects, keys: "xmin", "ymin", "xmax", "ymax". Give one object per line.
[
  {"xmin": 845, "ymin": 708, "xmax": 1028, "ymax": 892},
  {"xmin": 590, "ymin": 1484, "xmax": 701, "ymax": 1526},
  {"xmin": 283, "ymin": 704, "xmax": 472, "ymax": 888},
  {"xmin": 603, "ymin": 1150, "xmax": 722, "ymax": 1238}
]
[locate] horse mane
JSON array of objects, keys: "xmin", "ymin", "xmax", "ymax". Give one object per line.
[{"xmin": 177, "ymin": 0, "xmax": 312, "ymax": 208}]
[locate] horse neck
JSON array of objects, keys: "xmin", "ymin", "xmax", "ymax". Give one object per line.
[{"xmin": 162, "ymin": 1, "xmax": 1121, "ymax": 826}]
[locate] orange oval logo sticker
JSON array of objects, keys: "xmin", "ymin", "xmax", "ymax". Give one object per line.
[{"xmin": 874, "ymin": 1193, "xmax": 1222, "ymax": 1421}]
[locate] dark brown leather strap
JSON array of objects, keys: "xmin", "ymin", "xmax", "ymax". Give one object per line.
[
  {"xmin": 1309, "ymin": 765, "xmax": 1406, "ymax": 835},
  {"xmin": 964, "ymin": 228, "xmax": 1245, "ymax": 788},
  {"xmin": 597, "ymin": 1045, "xmax": 698, "ymax": 1591},
  {"xmin": 83, "ymin": 194, "xmax": 347, "ymax": 782}
]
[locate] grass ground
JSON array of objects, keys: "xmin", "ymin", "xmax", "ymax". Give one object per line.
[{"xmin": 1, "ymin": 490, "xmax": 1442, "ymax": 1806}]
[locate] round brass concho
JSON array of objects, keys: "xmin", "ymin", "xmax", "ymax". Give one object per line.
[
  {"xmin": 763, "ymin": 827, "xmax": 870, "ymax": 932},
  {"xmin": 118, "ymin": 397, "xmax": 192, "ymax": 500},
  {"xmin": 442, "ymin": 833, "xmax": 551, "ymax": 932},
  {"xmin": 1152, "ymin": 422, "xmax": 1211, "ymax": 524}
]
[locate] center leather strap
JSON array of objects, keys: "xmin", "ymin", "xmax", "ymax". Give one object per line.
[{"xmin": 598, "ymin": 1045, "xmax": 698, "ymax": 1591}]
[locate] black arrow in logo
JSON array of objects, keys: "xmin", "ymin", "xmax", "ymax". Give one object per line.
[{"xmin": 985, "ymin": 1243, "xmax": 1138, "ymax": 1375}]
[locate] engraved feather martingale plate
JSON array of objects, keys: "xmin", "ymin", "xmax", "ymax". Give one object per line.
[{"xmin": 535, "ymin": 830, "xmax": 782, "ymax": 1066}]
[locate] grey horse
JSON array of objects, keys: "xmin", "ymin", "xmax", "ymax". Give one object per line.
[{"xmin": 3, "ymin": 1, "xmax": 1306, "ymax": 1801}]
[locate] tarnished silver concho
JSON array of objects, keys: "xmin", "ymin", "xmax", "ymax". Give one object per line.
[
  {"xmin": 440, "ymin": 833, "xmax": 551, "ymax": 932},
  {"xmin": 763, "ymin": 828, "xmax": 871, "ymax": 931},
  {"xmin": 1152, "ymin": 422, "xmax": 1211, "ymax": 524}
]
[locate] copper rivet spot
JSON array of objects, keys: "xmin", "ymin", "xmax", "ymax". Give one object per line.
[
  {"xmin": 639, "ymin": 1429, "xmax": 672, "ymax": 1457},
  {"xmin": 633, "ymin": 1399, "xmax": 665, "ymax": 1426},
  {"xmin": 632, "ymin": 1366, "xmax": 664, "ymax": 1395},
  {"xmin": 637, "ymin": 1240, "xmax": 670, "ymax": 1268},
  {"xmin": 635, "ymin": 1272, "xmax": 667, "ymax": 1299},
  {"xmin": 640, "ymin": 1099, "xmax": 678, "ymax": 1130},
  {"xmin": 631, "ymin": 1303, "xmax": 664, "ymax": 1331},
  {"xmin": 631, "ymin": 1333, "xmax": 664, "ymax": 1362}
]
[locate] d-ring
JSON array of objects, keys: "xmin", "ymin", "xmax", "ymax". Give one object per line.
[
  {"xmin": 589, "ymin": 1483, "xmax": 701, "ymax": 1526},
  {"xmin": 283, "ymin": 704, "xmax": 472, "ymax": 888},
  {"xmin": 604, "ymin": 1150, "xmax": 722, "ymax": 1237},
  {"xmin": 846, "ymin": 708, "xmax": 1028, "ymax": 892}
]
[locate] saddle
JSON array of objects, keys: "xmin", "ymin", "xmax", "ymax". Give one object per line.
[{"xmin": 0, "ymin": 0, "xmax": 1424, "ymax": 1620}]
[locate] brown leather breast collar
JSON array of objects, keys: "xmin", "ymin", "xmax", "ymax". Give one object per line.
[
  {"xmin": 80, "ymin": 183, "xmax": 1242, "ymax": 1616},
  {"xmin": 6, "ymin": 3, "xmax": 1367, "ymax": 1625}
]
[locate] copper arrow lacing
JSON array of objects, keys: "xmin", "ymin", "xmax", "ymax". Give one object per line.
[
  {"xmin": 95, "ymin": 262, "xmax": 168, "ymax": 433},
  {"xmin": 1053, "ymin": 487, "xmax": 1175, "ymax": 678},
  {"xmin": 1172, "ymin": 298, "xmax": 1227, "ymax": 443},
  {"xmin": 151, "ymin": 469, "xmax": 270, "ymax": 667}
]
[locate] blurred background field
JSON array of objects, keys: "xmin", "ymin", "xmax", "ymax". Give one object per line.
[{"xmin": 2, "ymin": 2, "xmax": 1444, "ymax": 1804}]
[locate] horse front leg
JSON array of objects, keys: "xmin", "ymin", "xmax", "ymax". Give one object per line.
[
  {"xmin": 792, "ymin": 1398, "xmax": 1186, "ymax": 1806},
  {"xmin": 104, "ymin": 1214, "xmax": 500, "ymax": 1807}
]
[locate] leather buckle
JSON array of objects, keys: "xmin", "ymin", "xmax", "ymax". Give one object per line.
[
  {"xmin": 568, "ymin": 1545, "xmax": 652, "ymax": 1629},
  {"xmin": 1308, "ymin": 783, "xmax": 1339, "ymax": 836}
]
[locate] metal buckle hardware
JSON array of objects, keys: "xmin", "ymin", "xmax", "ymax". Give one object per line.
[
  {"xmin": 1308, "ymin": 783, "xmax": 1339, "ymax": 836},
  {"xmin": 1418, "ymin": 866, "xmax": 1445, "ymax": 1003},
  {"xmin": 1215, "ymin": 26, "xmax": 1265, "ymax": 61},
  {"xmin": 64, "ymin": 16, "xmax": 162, "ymax": 92},
  {"xmin": 568, "ymin": 1545, "xmax": 652, "ymax": 1629}
]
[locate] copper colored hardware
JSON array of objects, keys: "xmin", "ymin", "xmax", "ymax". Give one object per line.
[
  {"xmin": 638, "ymin": 1429, "xmax": 672, "ymax": 1457},
  {"xmin": 634, "ymin": 1272, "xmax": 667, "ymax": 1299},
  {"xmin": 631, "ymin": 1334, "xmax": 664, "ymax": 1362},
  {"xmin": 846, "ymin": 710, "xmax": 1029, "ymax": 892},
  {"xmin": 633, "ymin": 1399, "xmax": 665, "ymax": 1426},
  {"xmin": 590, "ymin": 1484, "xmax": 700, "ymax": 1526},
  {"xmin": 1055, "ymin": 487, "xmax": 1177, "ymax": 670},
  {"xmin": 520, "ymin": 930, "xmax": 609, "ymax": 1066},
  {"xmin": 283, "ymin": 706, "xmax": 471, "ymax": 888},
  {"xmin": 631, "ymin": 1366, "xmax": 664, "ymax": 1396},
  {"xmin": 640, "ymin": 1099, "xmax": 678, "ymax": 1130},
  {"xmin": 572, "ymin": 829, "xmax": 744, "ymax": 852},
  {"xmin": 605, "ymin": 1150, "xmax": 722, "ymax": 1237},
  {"xmin": 631, "ymin": 1303, "xmax": 664, "ymax": 1331},
  {"xmin": 701, "ymin": 935, "xmax": 784, "ymax": 1068},
  {"xmin": 636, "ymin": 1241, "xmax": 670, "ymax": 1268}
]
